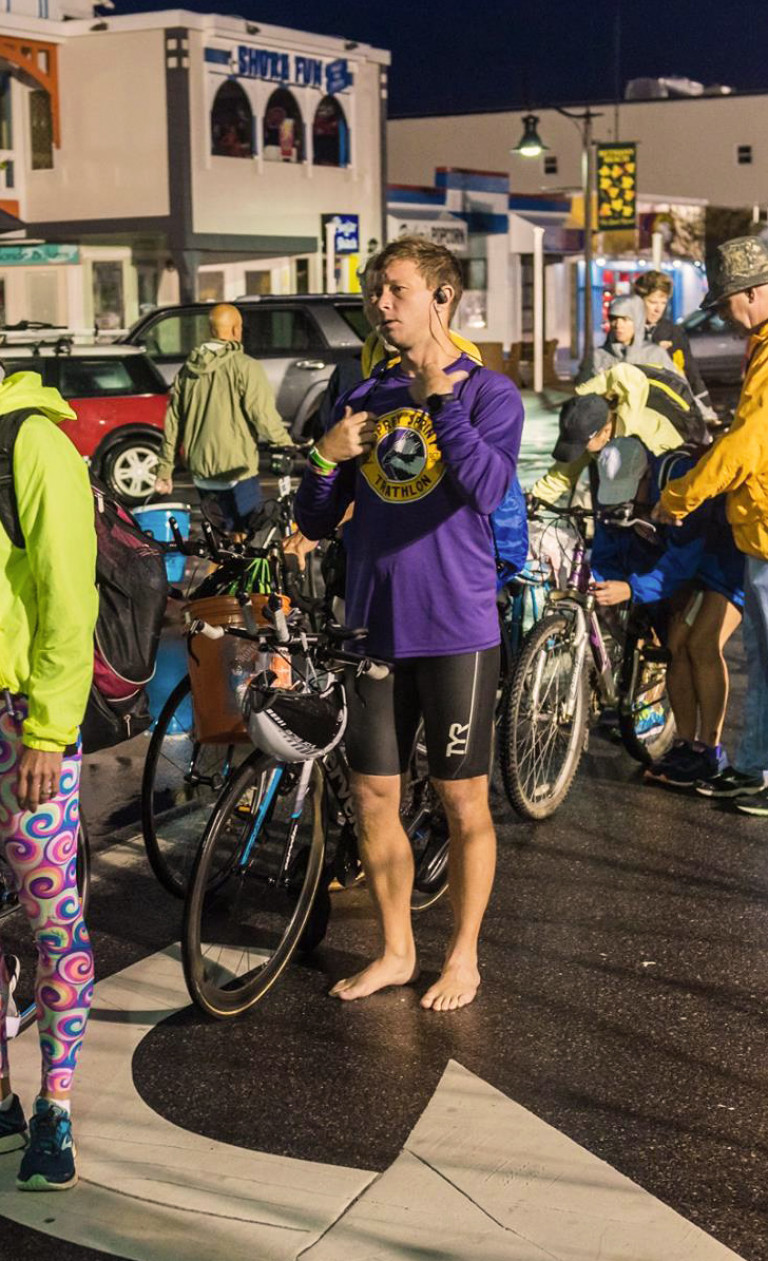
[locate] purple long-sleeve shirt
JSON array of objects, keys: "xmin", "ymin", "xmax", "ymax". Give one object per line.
[{"xmin": 295, "ymin": 355, "xmax": 524, "ymax": 659}]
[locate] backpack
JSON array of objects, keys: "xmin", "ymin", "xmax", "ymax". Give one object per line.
[
  {"xmin": 635, "ymin": 364, "xmax": 710, "ymax": 446},
  {"xmin": 0, "ymin": 408, "xmax": 168, "ymax": 753}
]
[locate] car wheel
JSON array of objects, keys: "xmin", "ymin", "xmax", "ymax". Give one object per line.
[{"xmin": 102, "ymin": 437, "xmax": 160, "ymax": 504}]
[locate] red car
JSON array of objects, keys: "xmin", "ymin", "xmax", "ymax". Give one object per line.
[{"xmin": 0, "ymin": 343, "xmax": 168, "ymax": 504}]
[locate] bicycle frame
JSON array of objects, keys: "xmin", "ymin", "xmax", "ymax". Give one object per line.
[{"xmin": 540, "ymin": 528, "xmax": 619, "ymax": 718}]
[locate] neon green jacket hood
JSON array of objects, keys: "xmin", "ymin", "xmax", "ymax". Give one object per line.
[{"xmin": 0, "ymin": 372, "xmax": 98, "ymax": 750}]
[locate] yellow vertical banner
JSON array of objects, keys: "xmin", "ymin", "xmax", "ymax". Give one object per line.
[{"xmin": 596, "ymin": 143, "xmax": 637, "ymax": 229}]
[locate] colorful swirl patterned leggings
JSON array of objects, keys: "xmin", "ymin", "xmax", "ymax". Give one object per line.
[{"xmin": 0, "ymin": 697, "xmax": 94, "ymax": 1097}]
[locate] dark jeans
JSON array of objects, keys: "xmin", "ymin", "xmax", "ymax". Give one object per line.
[{"xmin": 197, "ymin": 475, "xmax": 262, "ymax": 536}]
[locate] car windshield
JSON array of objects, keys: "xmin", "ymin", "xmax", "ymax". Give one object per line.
[
  {"xmin": 681, "ymin": 309, "xmax": 729, "ymax": 333},
  {"xmin": 333, "ymin": 302, "xmax": 368, "ymax": 341},
  {"xmin": 57, "ymin": 356, "xmax": 167, "ymax": 398}
]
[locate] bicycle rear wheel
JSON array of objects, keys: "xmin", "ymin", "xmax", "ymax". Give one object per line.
[
  {"xmin": 499, "ymin": 611, "xmax": 588, "ymax": 820},
  {"xmin": 618, "ymin": 636, "xmax": 676, "ymax": 764},
  {"xmin": 182, "ymin": 752, "xmax": 326, "ymax": 1018},
  {"xmin": 141, "ymin": 675, "xmax": 248, "ymax": 898},
  {"xmin": 403, "ymin": 724, "xmax": 449, "ymax": 912}
]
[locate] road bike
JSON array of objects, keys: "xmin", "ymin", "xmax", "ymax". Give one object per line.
[
  {"xmin": 180, "ymin": 598, "xmax": 449, "ymax": 1019},
  {"xmin": 141, "ymin": 451, "xmax": 318, "ymax": 899},
  {"xmin": 498, "ymin": 503, "xmax": 676, "ymax": 820}
]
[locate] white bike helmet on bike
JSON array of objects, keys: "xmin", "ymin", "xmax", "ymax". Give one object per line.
[{"xmin": 242, "ymin": 680, "xmax": 347, "ymax": 762}]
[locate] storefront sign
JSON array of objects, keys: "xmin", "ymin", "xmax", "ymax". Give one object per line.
[
  {"xmin": 322, "ymin": 214, "xmax": 360, "ymax": 255},
  {"xmin": 205, "ymin": 45, "xmax": 353, "ymax": 94},
  {"xmin": 389, "ymin": 216, "xmax": 468, "ymax": 252},
  {"xmin": 0, "ymin": 243, "xmax": 79, "ymax": 266},
  {"xmin": 596, "ymin": 144, "xmax": 637, "ymax": 230}
]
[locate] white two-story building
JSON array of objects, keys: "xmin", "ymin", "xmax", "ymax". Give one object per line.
[{"xmin": 0, "ymin": 2, "xmax": 389, "ymax": 328}]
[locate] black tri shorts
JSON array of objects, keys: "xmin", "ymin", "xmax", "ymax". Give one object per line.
[{"xmin": 344, "ymin": 647, "xmax": 500, "ymax": 781}]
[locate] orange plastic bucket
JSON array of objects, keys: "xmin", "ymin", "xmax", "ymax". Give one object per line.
[{"xmin": 186, "ymin": 592, "xmax": 292, "ymax": 745}]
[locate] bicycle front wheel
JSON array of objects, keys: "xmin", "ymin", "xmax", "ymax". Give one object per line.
[
  {"xmin": 182, "ymin": 752, "xmax": 326, "ymax": 1018},
  {"xmin": 499, "ymin": 611, "xmax": 588, "ymax": 820},
  {"xmin": 142, "ymin": 675, "xmax": 247, "ymax": 898}
]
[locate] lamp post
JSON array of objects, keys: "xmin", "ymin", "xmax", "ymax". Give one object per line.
[{"xmin": 512, "ymin": 107, "xmax": 602, "ymax": 380}]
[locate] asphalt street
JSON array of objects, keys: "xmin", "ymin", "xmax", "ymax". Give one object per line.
[{"xmin": 1, "ymin": 392, "xmax": 767, "ymax": 1260}]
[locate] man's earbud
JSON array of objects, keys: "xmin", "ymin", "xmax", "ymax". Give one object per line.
[{"xmin": 433, "ymin": 287, "xmax": 449, "ymax": 306}]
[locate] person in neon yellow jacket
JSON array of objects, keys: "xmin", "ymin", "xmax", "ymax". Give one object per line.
[
  {"xmin": 529, "ymin": 361, "xmax": 687, "ymax": 505},
  {"xmin": 0, "ymin": 368, "xmax": 97, "ymax": 1190}
]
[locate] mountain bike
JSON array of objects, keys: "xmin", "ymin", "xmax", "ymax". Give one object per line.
[
  {"xmin": 181, "ymin": 602, "xmax": 450, "ymax": 1019},
  {"xmin": 498, "ymin": 503, "xmax": 676, "ymax": 820}
]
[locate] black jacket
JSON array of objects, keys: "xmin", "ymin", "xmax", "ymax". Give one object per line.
[{"xmin": 646, "ymin": 317, "xmax": 711, "ymax": 408}]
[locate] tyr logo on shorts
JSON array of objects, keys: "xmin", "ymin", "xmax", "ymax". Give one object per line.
[{"xmin": 446, "ymin": 722, "xmax": 470, "ymax": 758}]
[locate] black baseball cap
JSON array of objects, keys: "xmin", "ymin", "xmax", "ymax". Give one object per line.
[{"xmin": 552, "ymin": 395, "xmax": 611, "ymax": 463}]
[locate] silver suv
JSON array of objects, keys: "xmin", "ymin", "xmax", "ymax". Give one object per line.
[{"xmin": 121, "ymin": 296, "xmax": 366, "ymax": 437}]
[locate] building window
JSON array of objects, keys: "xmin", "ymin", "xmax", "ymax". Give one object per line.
[
  {"xmin": 263, "ymin": 88, "xmax": 304, "ymax": 163},
  {"xmin": 544, "ymin": 155, "xmax": 558, "ymax": 175},
  {"xmin": 29, "ymin": 89, "xmax": 53, "ymax": 170},
  {"xmin": 737, "ymin": 144, "xmax": 753, "ymax": 165},
  {"xmin": 312, "ymin": 96, "xmax": 349, "ymax": 167},
  {"xmin": 0, "ymin": 75, "xmax": 12, "ymax": 151},
  {"xmin": 93, "ymin": 260, "xmax": 125, "ymax": 329},
  {"xmin": 211, "ymin": 80, "xmax": 254, "ymax": 158}
]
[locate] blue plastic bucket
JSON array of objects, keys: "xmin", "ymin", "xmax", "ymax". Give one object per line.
[{"xmin": 133, "ymin": 502, "xmax": 191, "ymax": 584}]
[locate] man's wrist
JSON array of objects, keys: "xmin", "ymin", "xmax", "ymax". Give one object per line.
[{"xmin": 425, "ymin": 392, "xmax": 456, "ymax": 417}]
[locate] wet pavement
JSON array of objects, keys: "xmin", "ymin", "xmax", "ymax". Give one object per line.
[{"xmin": 2, "ymin": 393, "xmax": 767, "ymax": 1260}]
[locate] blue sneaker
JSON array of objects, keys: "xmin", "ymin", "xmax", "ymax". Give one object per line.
[
  {"xmin": 17, "ymin": 1100, "xmax": 77, "ymax": 1191},
  {"xmin": 0, "ymin": 1095, "xmax": 28, "ymax": 1154}
]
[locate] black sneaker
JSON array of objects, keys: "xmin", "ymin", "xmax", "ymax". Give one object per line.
[
  {"xmin": 733, "ymin": 786, "xmax": 768, "ymax": 817},
  {"xmin": 0, "ymin": 1094, "xmax": 27, "ymax": 1154},
  {"xmin": 695, "ymin": 768, "xmax": 765, "ymax": 799}
]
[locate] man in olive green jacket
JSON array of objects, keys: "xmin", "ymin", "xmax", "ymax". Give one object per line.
[{"xmin": 154, "ymin": 303, "xmax": 292, "ymax": 535}]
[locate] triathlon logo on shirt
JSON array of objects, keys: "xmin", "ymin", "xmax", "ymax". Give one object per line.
[{"xmin": 360, "ymin": 407, "xmax": 445, "ymax": 503}]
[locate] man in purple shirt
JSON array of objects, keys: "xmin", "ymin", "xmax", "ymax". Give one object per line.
[{"xmin": 295, "ymin": 237, "xmax": 524, "ymax": 1011}]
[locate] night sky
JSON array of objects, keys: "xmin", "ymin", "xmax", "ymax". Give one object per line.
[{"xmin": 116, "ymin": 0, "xmax": 768, "ymax": 116}]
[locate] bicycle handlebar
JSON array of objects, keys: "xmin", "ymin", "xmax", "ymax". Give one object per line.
[{"xmin": 188, "ymin": 614, "xmax": 390, "ymax": 679}]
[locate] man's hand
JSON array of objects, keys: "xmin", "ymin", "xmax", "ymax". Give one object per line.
[
  {"xmin": 155, "ymin": 476, "xmax": 173, "ymax": 496},
  {"xmin": 651, "ymin": 502, "xmax": 683, "ymax": 527},
  {"xmin": 593, "ymin": 580, "xmax": 632, "ymax": 607},
  {"xmin": 16, "ymin": 747, "xmax": 64, "ymax": 813},
  {"xmin": 409, "ymin": 366, "xmax": 469, "ymax": 408},
  {"xmin": 282, "ymin": 530, "xmax": 319, "ymax": 572},
  {"xmin": 317, "ymin": 408, "xmax": 377, "ymax": 464}
]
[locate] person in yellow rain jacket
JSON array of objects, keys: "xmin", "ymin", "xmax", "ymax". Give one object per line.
[
  {"xmin": 0, "ymin": 368, "xmax": 97, "ymax": 1189},
  {"xmin": 654, "ymin": 236, "xmax": 768, "ymax": 814}
]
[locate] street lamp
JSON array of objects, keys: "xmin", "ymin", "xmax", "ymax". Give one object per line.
[
  {"xmin": 512, "ymin": 106, "xmax": 602, "ymax": 379},
  {"xmin": 512, "ymin": 114, "xmax": 548, "ymax": 158}
]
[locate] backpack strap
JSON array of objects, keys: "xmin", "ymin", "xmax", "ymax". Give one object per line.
[{"xmin": 0, "ymin": 408, "xmax": 46, "ymax": 550}]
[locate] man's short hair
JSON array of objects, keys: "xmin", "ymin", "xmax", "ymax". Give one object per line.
[
  {"xmin": 369, "ymin": 236, "xmax": 464, "ymax": 317},
  {"xmin": 634, "ymin": 270, "xmax": 673, "ymax": 298}
]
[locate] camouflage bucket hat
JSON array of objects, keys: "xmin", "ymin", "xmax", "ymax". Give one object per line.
[{"xmin": 701, "ymin": 235, "xmax": 768, "ymax": 309}]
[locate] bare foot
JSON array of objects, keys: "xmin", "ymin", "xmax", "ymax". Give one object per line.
[
  {"xmin": 330, "ymin": 953, "xmax": 419, "ymax": 1002},
  {"xmin": 420, "ymin": 960, "xmax": 480, "ymax": 1012}
]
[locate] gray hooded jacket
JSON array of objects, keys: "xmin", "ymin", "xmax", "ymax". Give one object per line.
[{"xmin": 584, "ymin": 294, "xmax": 678, "ymax": 380}]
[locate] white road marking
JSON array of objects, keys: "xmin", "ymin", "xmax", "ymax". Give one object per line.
[{"xmin": 0, "ymin": 835, "xmax": 748, "ymax": 1260}]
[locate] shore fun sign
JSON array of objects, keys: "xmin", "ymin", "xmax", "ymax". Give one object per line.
[{"xmin": 204, "ymin": 45, "xmax": 353, "ymax": 95}]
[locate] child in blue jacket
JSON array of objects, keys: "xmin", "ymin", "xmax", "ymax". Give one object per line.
[{"xmin": 591, "ymin": 437, "xmax": 744, "ymax": 787}]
